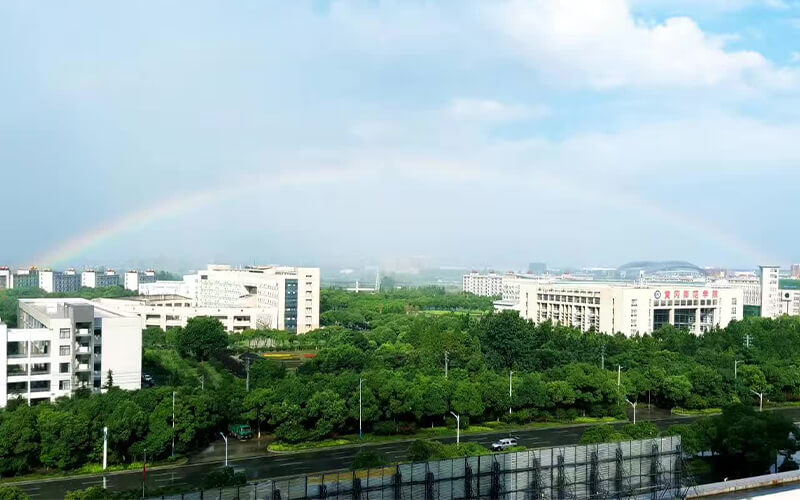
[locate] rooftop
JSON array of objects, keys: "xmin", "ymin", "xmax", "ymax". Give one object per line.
[{"xmin": 18, "ymin": 298, "xmax": 135, "ymax": 319}]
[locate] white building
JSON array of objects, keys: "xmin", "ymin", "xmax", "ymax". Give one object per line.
[
  {"xmin": 0, "ymin": 298, "xmax": 141, "ymax": 407},
  {"xmin": 39, "ymin": 269, "xmax": 81, "ymax": 293},
  {"xmin": 760, "ymin": 265, "xmax": 781, "ymax": 319},
  {"xmin": 779, "ymin": 289, "xmax": 800, "ymax": 316},
  {"xmin": 0, "ymin": 267, "xmax": 10, "ymax": 290},
  {"xmin": 107, "ymin": 264, "xmax": 321, "ymax": 334},
  {"xmin": 462, "ymin": 271, "xmax": 508, "ymax": 297},
  {"xmin": 123, "ymin": 270, "xmax": 156, "ymax": 292},
  {"xmin": 504, "ymin": 281, "xmax": 743, "ymax": 336},
  {"xmin": 81, "ymin": 269, "xmax": 121, "ymax": 288},
  {"xmin": 98, "ymin": 295, "xmax": 268, "ymax": 333}
]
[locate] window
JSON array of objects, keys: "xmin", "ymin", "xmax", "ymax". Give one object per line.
[
  {"xmin": 59, "ymin": 328, "xmax": 71, "ymax": 339},
  {"xmin": 60, "ymin": 362, "xmax": 70, "ymax": 373},
  {"xmin": 59, "ymin": 380, "xmax": 71, "ymax": 391},
  {"xmin": 31, "ymin": 341, "xmax": 50, "ymax": 357},
  {"xmin": 60, "ymin": 345, "xmax": 70, "ymax": 356}
]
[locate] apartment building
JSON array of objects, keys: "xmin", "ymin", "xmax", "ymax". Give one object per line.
[
  {"xmin": 0, "ymin": 298, "xmax": 141, "ymax": 407},
  {"xmin": 124, "ymin": 270, "xmax": 156, "ymax": 292},
  {"xmin": 0, "ymin": 268, "xmax": 9, "ymax": 290},
  {"xmin": 39, "ymin": 269, "xmax": 81, "ymax": 293},
  {"xmin": 760, "ymin": 265, "xmax": 781, "ymax": 319},
  {"xmin": 505, "ymin": 281, "xmax": 742, "ymax": 336},
  {"xmin": 81, "ymin": 269, "xmax": 121, "ymax": 288},
  {"xmin": 462, "ymin": 271, "xmax": 508, "ymax": 297}
]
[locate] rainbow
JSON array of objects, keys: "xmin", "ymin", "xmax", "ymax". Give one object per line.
[{"xmin": 30, "ymin": 166, "xmax": 773, "ymax": 268}]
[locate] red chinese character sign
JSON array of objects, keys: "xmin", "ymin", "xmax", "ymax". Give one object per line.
[{"xmin": 712, "ymin": 290, "xmax": 718, "ymax": 298}]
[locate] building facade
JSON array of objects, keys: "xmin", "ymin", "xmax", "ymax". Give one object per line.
[
  {"xmin": 11, "ymin": 269, "xmax": 39, "ymax": 290},
  {"xmin": 0, "ymin": 268, "xmax": 9, "ymax": 290},
  {"xmin": 506, "ymin": 281, "xmax": 742, "ymax": 336},
  {"xmin": 39, "ymin": 269, "xmax": 81, "ymax": 293},
  {"xmin": 0, "ymin": 298, "xmax": 141, "ymax": 407},
  {"xmin": 462, "ymin": 271, "xmax": 508, "ymax": 297},
  {"xmin": 124, "ymin": 270, "xmax": 156, "ymax": 292},
  {"xmin": 779, "ymin": 289, "xmax": 800, "ymax": 316},
  {"xmin": 106, "ymin": 264, "xmax": 321, "ymax": 334},
  {"xmin": 81, "ymin": 270, "xmax": 121, "ymax": 288},
  {"xmin": 760, "ymin": 266, "xmax": 781, "ymax": 319}
]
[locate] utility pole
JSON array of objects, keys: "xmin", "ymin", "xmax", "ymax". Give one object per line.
[
  {"xmin": 219, "ymin": 432, "xmax": 229, "ymax": 466},
  {"xmin": 617, "ymin": 365, "xmax": 622, "ymax": 387},
  {"xmin": 734, "ymin": 360, "xmax": 741, "ymax": 380},
  {"xmin": 450, "ymin": 411, "xmax": 460, "ymax": 445},
  {"xmin": 103, "ymin": 426, "xmax": 108, "ymax": 471},
  {"xmin": 509, "ymin": 370, "xmax": 513, "ymax": 415},
  {"xmin": 171, "ymin": 391, "xmax": 176, "ymax": 457},
  {"xmin": 359, "ymin": 377, "xmax": 363, "ymax": 439},
  {"xmin": 142, "ymin": 448, "xmax": 146, "ymax": 499},
  {"xmin": 444, "ymin": 351, "xmax": 449, "ymax": 379},
  {"xmin": 201, "ymin": 374, "xmax": 204, "ymax": 391},
  {"xmin": 625, "ymin": 399, "xmax": 637, "ymax": 424},
  {"xmin": 245, "ymin": 358, "xmax": 251, "ymax": 392}
]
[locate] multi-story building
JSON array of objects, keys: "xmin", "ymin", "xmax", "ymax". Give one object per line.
[
  {"xmin": 0, "ymin": 268, "xmax": 10, "ymax": 290},
  {"xmin": 528, "ymin": 262, "xmax": 547, "ymax": 275},
  {"xmin": 104, "ymin": 264, "xmax": 321, "ymax": 334},
  {"xmin": 98, "ymin": 295, "xmax": 268, "ymax": 333},
  {"xmin": 779, "ymin": 289, "xmax": 800, "ymax": 316},
  {"xmin": 123, "ymin": 270, "xmax": 156, "ymax": 292},
  {"xmin": 82, "ymin": 269, "xmax": 121, "ymax": 288},
  {"xmin": 0, "ymin": 298, "xmax": 141, "ymax": 407},
  {"xmin": 39, "ymin": 269, "xmax": 81, "ymax": 294},
  {"xmin": 462, "ymin": 271, "xmax": 508, "ymax": 297},
  {"xmin": 505, "ymin": 281, "xmax": 742, "ymax": 336},
  {"xmin": 11, "ymin": 269, "xmax": 39, "ymax": 290},
  {"xmin": 759, "ymin": 265, "xmax": 781, "ymax": 319},
  {"xmin": 792, "ymin": 264, "xmax": 800, "ymax": 279}
]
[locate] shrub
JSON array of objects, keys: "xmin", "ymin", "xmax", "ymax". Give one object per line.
[{"xmin": 351, "ymin": 450, "xmax": 388, "ymax": 470}]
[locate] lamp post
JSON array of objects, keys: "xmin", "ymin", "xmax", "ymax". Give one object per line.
[
  {"xmin": 219, "ymin": 432, "xmax": 228, "ymax": 467},
  {"xmin": 751, "ymin": 390, "xmax": 764, "ymax": 412},
  {"xmin": 509, "ymin": 370, "xmax": 513, "ymax": 415},
  {"xmin": 103, "ymin": 426, "xmax": 108, "ymax": 471},
  {"xmin": 450, "ymin": 411, "xmax": 460, "ymax": 445},
  {"xmin": 625, "ymin": 399, "xmax": 638, "ymax": 424},
  {"xmin": 359, "ymin": 377, "xmax": 363, "ymax": 439},
  {"xmin": 734, "ymin": 360, "xmax": 741, "ymax": 380},
  {"xmin": 617, "ymin": 365, "xmax": 622, "ymax": 386}
]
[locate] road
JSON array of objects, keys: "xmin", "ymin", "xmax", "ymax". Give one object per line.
[{"xmin": 16, "ymin": 407, "xmax": 800, "ymax": 499}]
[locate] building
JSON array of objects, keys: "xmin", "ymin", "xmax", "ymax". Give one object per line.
[
  {"xmin": 760, "ymin": 265, "xmax": 781, "ymax": 319},
  {"xmin": 11, "ymin": 268, "xmax": 39, "ymax": 290},
  {"xmin": 504, "ymin": 281, "xmax": 742, "ymax": 336},
  {"xmin": 98, "ymin": 295, "xmax": 268, "ymax": 333},
  {"xmin": 462, "ymin": 271, "xmax": 508, "ymax": 297},
  {"xmin": 81, "ymin": 269, "xmax": 121, "ymax": 288},
  {"xmin": 105, "ymin": 264, "xmax": 321, "ymax": 334},
  {"xmin": 0, "ymin": 268, "xmax": 9, "ymax": 290},
  {"xmin": 528, "ymin": 262, "xmax": 547, "ymax": 275},
  {"xmin": 792, "ymin": 264, "xmax": 800, "ymax": 279},
  {"xmin": 39, "ymin": 269, "xmax": 81, "ymax": 294},
  {"xmin": 779, "ymin": 289, "xmax": 800, "ymax": 316},
  {"xmin": 0, "ymin": 298, "xmax": 141, "ymax": 407},
  {"xmin": 139, "ymin": 274, "xmax": 199, "ymax": 297},
  {"xmin": 124, "ymin": 270, "xmax": 156, "ymax": 292}
]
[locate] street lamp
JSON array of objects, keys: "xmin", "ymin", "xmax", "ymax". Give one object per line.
[
  {"xmin": 509, "ymin": 370, "xmax": 513, "ymax": 415},
  {"xmin": 450, "ymin": 411, "xmax": 460, "ymax": 445},
  {"xmin": 750, "ymin": 390, "xmax": 764, "ymax": 412},
  {"xmin": 617, "ymin": 365, "xmax": 622, "ymax": 386},
  {"xmin": 103, "ymin": 427, "xmax": 108, "ymax": 471},
  {"xmin": 219, "ymin": 432, "xmax": 228, "ymax": 467},
  {"xmin": 734, "ymin": 360, "xmax": 741, "ymax": 380},
  {"xmin": 625, "ymin": 399, "xmax": 638, "ymax": 425},
  {"xmin": 359, "ymin": 378, "xmax": 363, "ymax": 439}
]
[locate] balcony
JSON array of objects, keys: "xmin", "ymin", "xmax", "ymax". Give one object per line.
[
  {"xmin": 76, "ymin": 329, "xmax": 91, "ymax": 337},
  {"xmin": 75, "ymin": 345, "xmax": 91, "ymax": 355},
  {"xmin": 75, "ymin": 363, "xmax": 90, "ymax": 372}
]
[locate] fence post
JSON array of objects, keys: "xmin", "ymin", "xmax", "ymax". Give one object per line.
[{"xmin": 589, "ymin": 451, "xmax": 599, "ymax": 499}]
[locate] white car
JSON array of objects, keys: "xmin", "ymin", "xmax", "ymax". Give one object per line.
[{"xmin": 491, "ymin": 438, "xmax": 518, "ymax": 451}]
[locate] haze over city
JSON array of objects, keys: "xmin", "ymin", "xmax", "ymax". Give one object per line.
[{"xmin": 3, "ymin": 0, "xmax": 800, "ymax": 270}]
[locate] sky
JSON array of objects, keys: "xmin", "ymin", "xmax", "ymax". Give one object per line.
[{"xmin": 2, "ymin": 0, "xmax": 800, "ymax": 272}]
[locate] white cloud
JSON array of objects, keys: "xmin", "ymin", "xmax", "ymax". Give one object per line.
[
  {"xmin": 632, "ymin": 0, "xmax": 790, "ymax": 12},
  {"xmin": 793, "ymin": 52, "xmax": 800, "ymax": 62},
  {"xmin": 447, "ymin": 98, "xmax": 550, "ymax": 122},
  {"xmin": 483, "ymin": 0, "xmax": 800, "ymax": 90}
]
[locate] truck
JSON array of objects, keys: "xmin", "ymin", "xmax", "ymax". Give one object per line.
[
  {"xmin": 228, "ymin": 424, "xmax": 254, "ymax": 441},
  {"xmin": 491, "ymin": 437, "xmax": 518, "ymax": 452}
]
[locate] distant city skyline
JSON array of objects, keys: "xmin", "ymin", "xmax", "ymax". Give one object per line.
[{"xmin": 3, "ymin": 1, "xmax": 800, "ymax": 268}]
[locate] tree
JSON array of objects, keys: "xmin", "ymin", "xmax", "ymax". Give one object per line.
[
  {"xmin": 176, "ymin": 317, "xmax": 228, "ymax": 361},
  {"xmin": 0, "ymin": 404, "xmax": 41, "ymax": 475},
  {"xmin": 102, "ymin": 370, "xmax": 114, "ymax": 390},
  {"xmin": 475, "ymin": 311, "xmax": 535, "ymax": 370},
  {"xmin": 306, "ymin": 390, "xmax": 347, "ymax": 439},
  {"xmin": 37, "ymin": 408, "xmax": 92, "ymax": 470},
  {"xmin": 243, "ymin": 388, "xmax": 275, "ymax": 438},
  {"xmin": 660, "ymin": 375, "xmax": 692, "ymax": 408},
  {"xmin": 351, "ymin": 450, "xmax": 388, "ymax": 470},
  {"xmin": 0, "ymin": 486, "xmax": 29, "ymax": 500}
]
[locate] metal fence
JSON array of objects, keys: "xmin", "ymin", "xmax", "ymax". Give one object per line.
[{"xmin": 153, "ymin": 436, "xmax": 685, "ymax": 500}]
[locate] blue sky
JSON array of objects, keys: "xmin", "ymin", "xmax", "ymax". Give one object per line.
[{"xmin": 1, "ymin": 0, "xmax": 800, "ymax": 271}]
